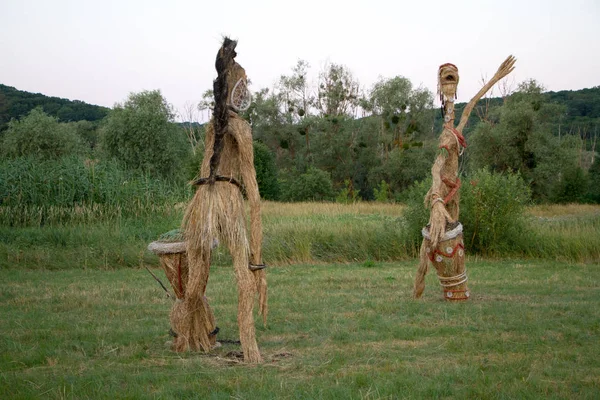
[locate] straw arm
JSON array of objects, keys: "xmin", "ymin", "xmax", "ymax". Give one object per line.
[
  {"xmin": 457, "ymin": 55, "xmax": 516, "ymax": 132},
  {"xmin": 235, "ymin": 119, "xmax": 263, "ymax": 264}
]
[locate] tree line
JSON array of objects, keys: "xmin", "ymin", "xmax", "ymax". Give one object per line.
[
  {"xmin": 0, "ymin": 84, "xmax": 109, "ymax": 132},
  {"xmin": 1, "ymin": 63, "xmax": 599, "ymax": 206}
]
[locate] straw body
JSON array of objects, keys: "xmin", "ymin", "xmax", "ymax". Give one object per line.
[{"xmin": 414, "ymin": 56, "xmax": 515, "ymax": 300}]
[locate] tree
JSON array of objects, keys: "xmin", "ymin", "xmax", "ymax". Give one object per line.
[
  {"xmin": 69, "ymin": 120, "xmax": 100, "ymax": 152},
  {"xmin": 469, "ymin": 82, "xmax": 581, "ymax": 202},
  {"xmin": 197, "ymin": 89, "xmax": 214, "ymax": 121},
  {"xmin": 369, "ymin": 143, "xmax": 436, "ymax": 197},
  {"xmin": 552, "ymin": 166, "xmax": 589, "ymax": 203},
  {"xmin": 279, "ymin": 167, "xmax": 335, "ymax": 201},
  {"xmin": 1, "ymin": 107, "xmax": 84, "ymax": 159},
  {"xmin": 278, "ymin": 60, "xmax": 314, "ymax": 121},
  {"xmin": 100, "ymin": 90, "xmax": 189, "ymax": 180},
  {"xmin": 365, "ymin": 76, "xmax": 434, "ymax": 154},
  {"xmin": 253, "ymin": 141, "xmax": 279, "ymax": 200},
  {"xmin": 587, "ymin": 156, "xmax": 600, "ymax": 203},
  {"xmin": 316, "ymin": 63, "xmax": 360, "ymax": 117},
  {"xmin": 0, "ymin": 92, "xmax": 8, "ymax": 131}
]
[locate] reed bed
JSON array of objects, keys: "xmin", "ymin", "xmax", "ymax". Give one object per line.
[{"xmin": 0, "ymin": 156, "xmax": 191, "ymax": 227}]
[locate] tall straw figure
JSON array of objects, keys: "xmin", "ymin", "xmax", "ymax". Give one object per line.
[
  {"xmin": 414, "ymin": 56, "xmax": 516, "ymax": 301},
  {"xmin": 172, "ymin": 38, "xmax": 267, "ymax": 363}
]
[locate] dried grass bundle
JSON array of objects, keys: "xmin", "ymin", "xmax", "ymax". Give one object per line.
[{"xmin": 173, "ymin": 38, "xmax": 266, "ymax": 363}]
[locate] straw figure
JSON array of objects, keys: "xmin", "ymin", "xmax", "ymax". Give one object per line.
[
  {"xmin": 413, "ymin": 56, "xmax": 516, "ymax": 301},
  {"xmin": 171, "ymin": 37, "xmax": 267, "ymax": 363}
]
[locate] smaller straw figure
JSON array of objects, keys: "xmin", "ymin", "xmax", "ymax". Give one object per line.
[
  {"xmin": 414, "ymin": 56, "xmax": 516, "ymax": 301},
  {"xmin": 171, "ymin": 37, "xmax": 267, "ymax": 363}
]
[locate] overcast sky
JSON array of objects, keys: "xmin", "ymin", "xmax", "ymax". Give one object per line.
[{"xmin": 1, "ymin": 0, "xmax": 599, "ymax": 119}]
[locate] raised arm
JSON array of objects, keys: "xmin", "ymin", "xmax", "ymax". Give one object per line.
[{"xmin": 456, "ymin": 55, "xmax": 516, "ymax": 132}]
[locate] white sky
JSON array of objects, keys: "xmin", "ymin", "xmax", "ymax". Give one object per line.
[{"xmin": 1, "ymin": 0, "xmax": 599, "ymax": 119}]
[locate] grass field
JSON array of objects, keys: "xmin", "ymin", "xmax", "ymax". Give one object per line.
[
  {"xmin": 1, "ymin": 202, "xmax": 599, "ymax": 398},
  {"xmin": 1, "ymin": 260, "xmax": 599, "ymax": 398}
]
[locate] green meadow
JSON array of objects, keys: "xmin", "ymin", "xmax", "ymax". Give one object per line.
[{"xmin": 1, "ymin": 203, "xmax": 599, "ymax": 398}]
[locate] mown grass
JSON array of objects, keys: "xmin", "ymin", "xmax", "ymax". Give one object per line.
[{"xmin": 1, "ymin": 260, "xmax": 599, "ymax": 398}]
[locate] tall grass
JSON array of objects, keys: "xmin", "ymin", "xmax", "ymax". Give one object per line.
[
  {"xmin": 1, "ymin": 155, "xmax": 598, "ymax": 267},
  {"xmin": 262, "ymin": 202, "xmax": 409, "ymax": 263},
  {"xmin": 0, "ymin": 156, "xmax": 191, "ymax": 226},
  {"xmin": 2, "ymin": 201, "xmax": 598, "ymax": 271},
  {"xmin": 523, "ymin": 212, "xmax": 600, "ymax": 262}
]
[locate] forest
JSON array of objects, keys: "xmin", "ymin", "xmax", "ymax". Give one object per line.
[{"xmin": 1, "ymin": 62, "xmax": 599, "ymax": 222}]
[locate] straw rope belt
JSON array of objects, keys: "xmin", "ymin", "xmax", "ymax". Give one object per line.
[
  {"xmin": 437, "ymin": 270, "xmax": 470, "ymax": 300},
  {"xmin": 193, "ymin": 175, "xmax": 244, "ymax": 191},
  {"xmin": 437, "ymin": 270, "xmax": 468, "ymax": 288},
  {"xmin": 249, "ymin": 263, "xmax": 267, "ymax": 271},
  {"xmin": 421, "ymin": 222, "xmax": 463, "ymax": 242},
  {"xmin": 431, "ymin": 196, "xmax": 445, "ymax": 208}
]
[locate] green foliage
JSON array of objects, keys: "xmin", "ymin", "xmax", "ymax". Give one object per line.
[
  {"xmin": 365, "ymin": 76, "xmax": 435, "ymax": 159},
  {"xmin": 70, "ymin": 119, "xmax": 101, "ymax": 152},
  {"xmin": 99, "ymin": 90, "xmax": 189, "ymax": 180},
  {"xmin": 0, "ymin": 83, "xmax": 109, "ymax": 132},
  {"xmin": 0, "ymin": 156, "xmax": 190, "ymax": 226},
  {"xmin": 461, "ymin": 169, "xmax": 531, "ymax": 254},
  {"xmin": 279, "ymin": 167, "xmax": 335, "ymax": 201},
  {"xmin": 402, "ymin": 170, "xmax": 531, "ymax": 255},
  {"xmin": 316, "ymin": 63, "xmax": 360, "ymax": 117},
  {"xmin": 552, "ymin": 167, "xmax": 589, "ymax": 203},
  {"xmin": 183, "ymin": 145, "xmax": 205, "ymax": 181},
  {"xmin": 469, "ymin": 89, "xmax": 582, "ymax": 202},
  {"xmin": 373, "ymin": 180, "xmax": 391, "ymax": 202},
  {"xmin": 1, "ymin": 107, "xmax": 84, "ymax": 158},
  {"xmin": 587, "ymin": 156, "xmax": 600, "ymax": 203},
  {"xmin": 253, "ymin": 141, "xmax": 280, "ymax": 200},
  {"xmin": 399, "ymin": 178, "xmax": 432, "ymax": 249},
  {"xmin": 336, "ymin": 179, "xmax": 360, "ymax": 204},
  {"xmin": 370, "ymin": 144, "xmax": 436, "ymax": 197}
]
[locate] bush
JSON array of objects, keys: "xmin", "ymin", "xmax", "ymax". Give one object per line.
[
  {"xmin": 373, "ymin": 180, "xmax": 391, "ymax": 202},
  {"xmin": 461, "ymin": 169, "xmax": 531, "ymax": 254},
  {"xmin": 279, "ymin": 167, "xmax": 335, "ymax": 202},
  {"xmin": 400, "ymin": 178, "xmax": 432, "ymax": 250},
  {"xmin": 253, "ymin": 141, "xmax": 280, "ymax": 200},
  {"xmin": 552, "ymin": 167, "xmax": 589, "ymax": 203},
  {"xmin": 402, "ymin": 169, "xmax": 531, "ymax": 255},
  {"xmin": 586, "ymin": 156, "xmax": 600, "ymax": 203},
  {"xmin": 336, "ymin": 179, "xmax": 360, "ymax": 204},
  {"xmin": 1, "ymin": 107, "xmax": 84, "ymax": 158},
  {"xmin": 99, "ymin": 90, "xmax": 190, "ymax": 180}
]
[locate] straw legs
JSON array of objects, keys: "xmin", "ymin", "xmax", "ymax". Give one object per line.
[
  {"xmin": 170, "ymin": 249, "xmax": 218, "ymax": 353},
  {"xmin": 414, "ymin": 223, "xmax": 470, "ymax": 301},
  {"xmin": 175, "ymin": 185, "xmax": 262, "ymax": 363}
]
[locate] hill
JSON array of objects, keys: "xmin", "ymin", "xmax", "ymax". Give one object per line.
[
  {"xmin": 0, "ymin": 84, "xmax": 110, "ymax": 131},
  {"xmin": 433, "ymin": 86, "xmax": 600, "ymax": 136}
]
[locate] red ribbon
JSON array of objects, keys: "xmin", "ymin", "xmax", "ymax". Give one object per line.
[{"xmin": 428, "ymin": 242, "xmax": 464, "ymax": 263}]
